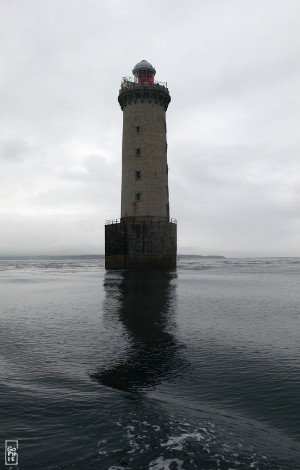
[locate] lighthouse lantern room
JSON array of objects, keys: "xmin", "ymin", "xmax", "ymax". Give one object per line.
[{"xmin": 132, "ymin": 59, "xmax": 156, "ymax": 83}]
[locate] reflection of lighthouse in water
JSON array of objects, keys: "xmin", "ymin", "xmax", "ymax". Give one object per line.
[
  {"xmin": 105, "ymin": 60, "xmax": 177, "ymax": 269},
  {"xmin": 90, "ymin": 270, "xmax": 185, "ymax": 392}
]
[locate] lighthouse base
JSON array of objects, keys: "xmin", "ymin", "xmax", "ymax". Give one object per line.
[{"xmin": 105, "ymin": 217, "xmax": 177, "ymax": 269}]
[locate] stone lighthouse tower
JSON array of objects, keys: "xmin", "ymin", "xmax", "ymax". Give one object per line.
[{"xmin": 105, "ymin": 60, "xmax": 177, "ymax": 269}]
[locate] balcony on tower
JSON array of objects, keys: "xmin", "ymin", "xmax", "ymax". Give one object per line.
[{"xmin": 118, "ymin": 60, "xmax": 170, "ymax": 112}]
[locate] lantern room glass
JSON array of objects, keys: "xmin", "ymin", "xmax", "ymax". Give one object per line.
[{"xmin": 134, "ymin": 69, "xmax": 155, "ymax": 83}]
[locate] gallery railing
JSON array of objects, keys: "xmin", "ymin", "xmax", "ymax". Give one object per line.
[
  {"xmin": 105, "ymin": 216, "xmax": 177, "ymax": 225},
  {"xmin": 120, "ymin": 77, "xmax": 168, "ymax": 88}
]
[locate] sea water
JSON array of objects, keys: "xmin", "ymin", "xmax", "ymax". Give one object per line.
[{"xmin": 0, "ymin": 256, "xmax": 299, "ymax": 469}]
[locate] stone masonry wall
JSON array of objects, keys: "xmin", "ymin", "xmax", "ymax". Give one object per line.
[{"xmin": 120, "ymin": 84, "xmax": 171, "ymax": 219}]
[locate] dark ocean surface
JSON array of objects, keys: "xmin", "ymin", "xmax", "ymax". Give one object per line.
[{"xmin": 0, "ymin": 256, "xmax": 299, "ymax": 469}]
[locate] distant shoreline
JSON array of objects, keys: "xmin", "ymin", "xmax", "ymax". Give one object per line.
[{"xmin": 0, "ymin": 254, "xmax": 226, "ymax": 260}]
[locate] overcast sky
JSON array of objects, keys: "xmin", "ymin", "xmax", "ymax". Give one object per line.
[{"xmin": 1, "ymin": 0, "xmax": 300, "ymax": 256}]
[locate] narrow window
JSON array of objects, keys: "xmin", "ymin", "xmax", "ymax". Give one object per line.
[
  {"xmin": 135, "ymin": 192, "xmax": 141, "ymax": 202},
  {"xmin": 166, "ymin": 164, "xmax": 168, "ymax": 175},
  {"xmin": 136, "ymin": 126, "xmax": 140, "ymax": 134},
  {"xmin": 135, "ymin": 148, "xmax": 141, "ymax": 157},
  {"xmin": 135, "ymin": 171, "xmax": 141, "ymax": 180}
]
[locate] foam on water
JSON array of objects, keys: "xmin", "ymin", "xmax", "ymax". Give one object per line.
[
  {"xmin": 92, "ymin": 399, "xmax": 298, "ymax": 469},
  {"xmin": 148, "ymin": 456, "xmax": 184, "ymax": 469}
]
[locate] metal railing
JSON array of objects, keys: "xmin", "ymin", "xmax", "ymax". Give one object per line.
[
  {"xmin": 121, "ymin": 77, "xmax": 168, "ymax": 88},
  {"xmin": 105, "ymin": 216, "xmax": 177, "ymax": 225}
]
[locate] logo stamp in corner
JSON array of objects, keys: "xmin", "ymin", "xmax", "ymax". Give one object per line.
[{"xmin": 5, "ymin": 440, "xmax": 18, "ymax": 466}]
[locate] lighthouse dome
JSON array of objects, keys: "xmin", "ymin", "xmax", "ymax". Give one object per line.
[{"xmin": 132, "ymin": 60, "xmax": 156, "ymax": 76}]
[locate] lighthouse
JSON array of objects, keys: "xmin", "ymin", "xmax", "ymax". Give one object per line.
[{"xmin": 105, "ymin": 60, "xmax": 177, "ymax": 269}]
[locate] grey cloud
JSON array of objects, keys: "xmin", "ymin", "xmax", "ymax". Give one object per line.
[
  {"xmin": 0, "ymin": 139, "xmax": 30, "ymax": 161},
  {"xmin": 0, "ymin": 0, "xmax": 300, "ymax": 255}
]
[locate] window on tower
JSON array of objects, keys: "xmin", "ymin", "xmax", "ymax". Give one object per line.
[
  {"xmin": 136, "ymin": 126, "xmax": 140, "ymax": 134},
  {"xmin": 135, "ymin": 171, "xmax": 141, "ymax": 180},
  {"xmin": 135, "ymin": 192, "xmax": 142, "ymax": 202},
  {"xmin": 135, "ymin": 148, "xmax": 141, "ymax": 157}
]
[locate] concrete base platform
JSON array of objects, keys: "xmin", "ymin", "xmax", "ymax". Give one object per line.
[{"xmin": 105, "ymin": 218, "xmax": 177, "ymax": 269}]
